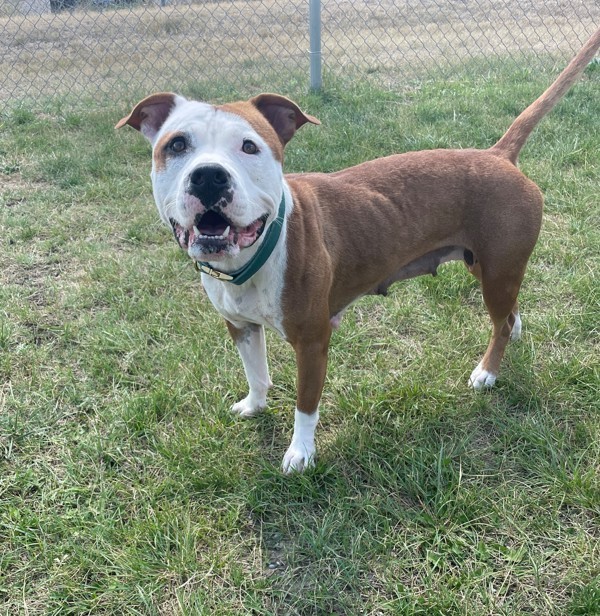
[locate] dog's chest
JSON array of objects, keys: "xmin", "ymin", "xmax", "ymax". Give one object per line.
[{"xmin": 203, "ymin": 275, "xmax": 286, "ymax": 337}]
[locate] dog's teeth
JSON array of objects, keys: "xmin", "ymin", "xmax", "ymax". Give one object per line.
[{"xmin": 193, "ymin": 226, "xmax": 231, "ymax": 241}]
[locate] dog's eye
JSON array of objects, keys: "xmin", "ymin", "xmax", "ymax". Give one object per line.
[
  {"xmin": 168, "ymin": 136, "xmax": 187, "ymax": 154},
  {"xmin": 242, "ymin": 139, "xmax": 259, "ymax": 155}
]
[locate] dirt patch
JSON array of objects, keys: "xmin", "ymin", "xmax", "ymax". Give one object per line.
[
  {"xmin": 0, "ymin": 173, "xmax": 30, "ymax": 189},
  {"xmin": 0, "ymin": 172, "xmax": 53, "ymax": 195}
]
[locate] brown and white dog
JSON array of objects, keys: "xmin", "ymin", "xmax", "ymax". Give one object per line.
[{"xmin": 117, "ymin": 29, "xmax": 600, "ymax": 473}]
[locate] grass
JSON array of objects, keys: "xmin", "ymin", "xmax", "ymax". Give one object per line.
[{"xmin": 0, "ymin": 61, "xmax": 599, "ymax": 614}]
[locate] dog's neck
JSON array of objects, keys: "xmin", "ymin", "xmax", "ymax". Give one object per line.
[{"xmin": 197, "ymin": 186, "xmax": 289, "ymax": 285}]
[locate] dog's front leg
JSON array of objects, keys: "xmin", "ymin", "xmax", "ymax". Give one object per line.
[
  {"xmin": 282, "ymin": 330, "xmax": 331, "ymax": 473},
  {"xmin": 226, "ymin": 321, "xmax": 272, "ymax": 418}
]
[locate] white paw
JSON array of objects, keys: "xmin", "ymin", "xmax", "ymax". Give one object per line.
[
  {"xmin": 510, "ymin": 312, "xmax": 522, "ymax": 341},
  {"xmin": 468, "ymin": 361, "xmax": 497, "ymax": 390},
  {"xmin": 282, "ymin": 440, "xmax": 315, "ymax": 474},
  {"xmin": 231, "ymin": 395, "xmax": 266, "ymax": 418}
]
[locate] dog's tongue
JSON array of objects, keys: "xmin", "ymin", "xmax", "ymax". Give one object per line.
[
  {"xmin": 198, "ymin": 221, "xmax": 229, "ymax": 236},
  {"xmin": 194, "ymin": 211, "xmax": 232, "ymax": 239}
]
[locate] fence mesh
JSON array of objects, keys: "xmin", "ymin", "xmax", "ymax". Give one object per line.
[{"xmin": 0, "ymin": 0, "xmax": 598, "ymax": 109}]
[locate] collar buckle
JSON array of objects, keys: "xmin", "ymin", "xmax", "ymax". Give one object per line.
[{"xmin": 196, "ymin": 263, "xmax": 234, "ymax": 281}]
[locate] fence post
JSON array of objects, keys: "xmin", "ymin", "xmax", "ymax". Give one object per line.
[{"xmin": 309, "ymin": 0, "xmax": 322, "ymax": 90}]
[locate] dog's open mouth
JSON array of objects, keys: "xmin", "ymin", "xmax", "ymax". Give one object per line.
[{"xmin": 170, "ymin": 210, "xmax": 268, "ymax": 257}]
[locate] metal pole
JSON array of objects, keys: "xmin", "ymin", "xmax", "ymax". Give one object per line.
[{"xmin": 309, "ymin": 0, "xmax": 322, "ymax": 91}]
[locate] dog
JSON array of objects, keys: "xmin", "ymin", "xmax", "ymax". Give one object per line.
[{"xmin": 117, "ymin": 28, "xmax": 600, "ymax": 473}]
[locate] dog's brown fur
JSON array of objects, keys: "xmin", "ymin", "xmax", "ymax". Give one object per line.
[{"xmin": 266, "ymin": 28, "xmax": 599, "ymax": 410}]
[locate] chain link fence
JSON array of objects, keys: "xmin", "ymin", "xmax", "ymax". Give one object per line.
[{"xmin": 1, "ymin": 0, "xmax": 598, "ymax": 109}]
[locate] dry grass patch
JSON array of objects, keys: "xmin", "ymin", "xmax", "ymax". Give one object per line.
[{"xmin": 0, "ymin": 0, "xmax": 598, "ymax": 102}]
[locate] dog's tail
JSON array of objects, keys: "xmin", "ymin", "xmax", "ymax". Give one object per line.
[{"xmin": 490, "ymin": 27, "xmax": 600, "ymax": 164}]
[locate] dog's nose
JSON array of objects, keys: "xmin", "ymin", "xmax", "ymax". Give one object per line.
[{"xmin": 188, "ymin": 164, "xmax": 232, "ymax": 208}]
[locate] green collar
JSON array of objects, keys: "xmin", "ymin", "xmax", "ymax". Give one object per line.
[{"xmin": 195, "ymin": 193, "xmax": 286, "ymax": 285}]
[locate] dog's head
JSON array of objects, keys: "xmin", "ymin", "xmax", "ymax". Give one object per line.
[{"xmin": 116, "ymin": 93, "xmax": 319, "ymax": 264}]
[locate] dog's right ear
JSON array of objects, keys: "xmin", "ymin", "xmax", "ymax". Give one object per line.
[{"xmin": 115, "ymin": 93, "xmax": 179, "ymax": 142}]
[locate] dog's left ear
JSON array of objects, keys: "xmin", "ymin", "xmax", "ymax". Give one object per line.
[
  {"xmin": 115, "ymin": 92, "xmax": 179, "ymax": 143},
  {"xmin": 251, "ymin": 94, "xmax": 320, "ymax": 146}
]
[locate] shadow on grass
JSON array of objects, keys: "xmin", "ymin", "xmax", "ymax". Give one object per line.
[{"xmin": 215, "ymin": 333, "xmax": 599, "ymax": 613}]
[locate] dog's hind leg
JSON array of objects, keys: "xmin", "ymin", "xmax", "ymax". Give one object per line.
[
  {"xmin": 467, "ymin": 261, "xmax": 522, "ymax": 343},
  {"xmin": 468, "ymin": 265, "xmax": 524, "ymax": 389},
  {"xmin": 226, "ymin": 321, "xmax": 272, "ymax": 417}
]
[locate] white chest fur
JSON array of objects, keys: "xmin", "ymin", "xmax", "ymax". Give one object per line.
[
  {"xmin": 201, "ymin": 216, "xmax": 289, "ymax": 338},
  {"xmin": 202, "ymin": 272, "xmax": 285, "ymax": 337}
]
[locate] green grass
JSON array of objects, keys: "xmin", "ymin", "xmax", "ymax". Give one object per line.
[{"xmin": 0, "ymin": 63, "xmax": 599, "ymax": 614}]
